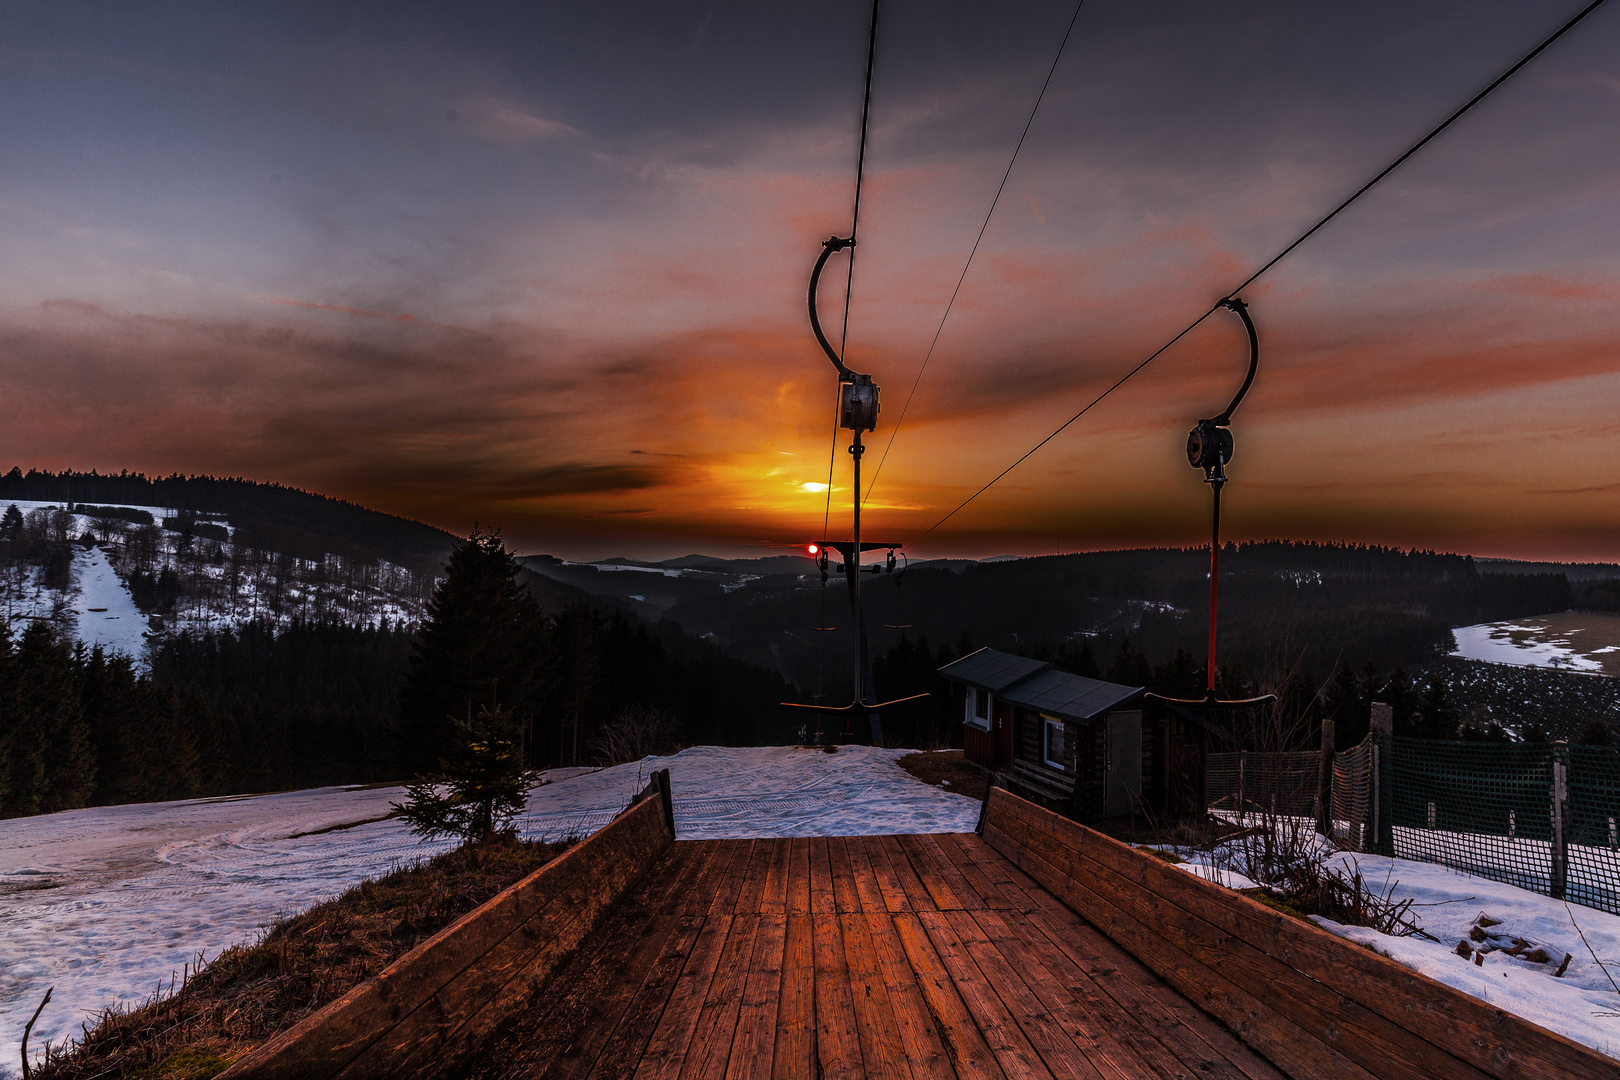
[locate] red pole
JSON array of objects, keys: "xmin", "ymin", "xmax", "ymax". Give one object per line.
[{"xmin": 1207, "ymin": 480, "xmax": 1223, "ymax": 694}]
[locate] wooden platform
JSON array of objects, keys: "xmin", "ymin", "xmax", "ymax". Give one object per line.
[{"xmin": 460, "ymin": 834, "xmax": 1286, "ymax": 1080}]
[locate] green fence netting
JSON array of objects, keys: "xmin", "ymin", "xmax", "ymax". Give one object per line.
[
  {"xmin": 1391, "ymin": 738, "xmax": 1558, "ymax": 898},
  {"xmin": 1567, "ymin": 744, "xmax": 1620, "ymax": 916},
  {"xmin": 1204, "ymin": 737, "xmax": 1620, "ymax": 914}
]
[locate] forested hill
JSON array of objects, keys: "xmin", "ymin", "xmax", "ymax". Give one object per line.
[{"xmin": 0, "ymin": 468, "xmax": 454, "ymax": 566}]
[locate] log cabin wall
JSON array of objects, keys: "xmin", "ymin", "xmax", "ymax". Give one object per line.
[
  {"xmin": 218, "ymin": 771, "xmax": 677, "ymax": 1080},
  {"xmin": 980, "ymin": 786, "xmax": 1618, "ymax": 1080}
]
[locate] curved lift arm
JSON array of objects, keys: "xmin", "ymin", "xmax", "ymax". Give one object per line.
[
  {"xmin": 1211, "ymin": 297, "xmax": 1258, "ymax": 426},
  {"xmin": 808, "ymin": 236, "xmax": 857, "ymax": 381}
]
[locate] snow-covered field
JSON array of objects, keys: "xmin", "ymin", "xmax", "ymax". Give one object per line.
[
  {"xmin": 0, "ymin": 745, "xmax": 980, "ymax": 1075},
  {"xmin": 1452, "ymin": 614, "xmax": 1620, "ymax": 675}
]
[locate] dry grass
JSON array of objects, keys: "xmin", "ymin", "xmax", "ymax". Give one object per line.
[
  {"xmin": 898, "ymin": 749, "xmax": 989, "ymax": 802},
  {"xmin": 32, "ymin": 832, "xmax": 572, "ymax": 1080}
]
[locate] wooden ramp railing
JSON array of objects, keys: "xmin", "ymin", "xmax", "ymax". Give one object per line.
[
  {"xmin": 219, "ymin": 769, "xmax": 676, "ymax": 1080},
  {"xmin": 981, "ymin": 787, "xmax": 1618, "ymax": 1080}
]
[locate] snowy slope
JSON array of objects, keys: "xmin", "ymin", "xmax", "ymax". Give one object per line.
[
  {"xmin": 70, "ymin": 547, "xmax": 149, "ymax": 658},
  {"xmin": 0, "ymin": 746, "xmax": 979, "ymax": 1074}
]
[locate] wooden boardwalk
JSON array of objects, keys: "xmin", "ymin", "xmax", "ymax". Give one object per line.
[{"xmin": 461, "ymin": 834, "xmax": 1286, "ymax": 1080}]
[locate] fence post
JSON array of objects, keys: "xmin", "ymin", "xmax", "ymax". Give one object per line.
[
  {"xmin": 1316, "ymin": 717, "xmax": 1335, "ymax": 838},
  {"xmin": 1371, "ymin": 702, "xmax": 1394, "ymax": 857},
  {"xmin": 1550, "ymin": 742, "xmax": 1569, "ymax": 901}
]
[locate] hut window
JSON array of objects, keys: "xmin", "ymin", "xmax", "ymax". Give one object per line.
[
  {"xmin": 973, "ymin": 689, "xmax": 988, "ymax": 720},
  {"xmin": 1043, "ymin": 718, "xmax": 1068, "ymax": 770}
]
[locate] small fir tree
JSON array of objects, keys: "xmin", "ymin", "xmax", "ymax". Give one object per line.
[{"xmin": 394, "ymin": 701, "xmax": 535, "ymax": 843}]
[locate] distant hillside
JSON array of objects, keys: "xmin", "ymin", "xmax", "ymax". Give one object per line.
[
  {"xmin": 0, "ymin": 468, "xmax": 455, "ymax": 566},
  {"xmin": 520, "ymin": 541, "xmax": 1582, "ymax": 698}
]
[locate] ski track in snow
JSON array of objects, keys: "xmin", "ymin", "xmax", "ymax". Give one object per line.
[
  {"xmin": 70, "ymin": 547, "xmax": 150, "ymax": 661},
  {"xmin": 0, "ymin": 745, "xmax": 980, "ymax": 1074}
]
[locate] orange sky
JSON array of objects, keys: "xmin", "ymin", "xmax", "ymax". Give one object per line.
[{"xmin": 2, "ymin": 2, "xmax": 1619, "ymax": 561}]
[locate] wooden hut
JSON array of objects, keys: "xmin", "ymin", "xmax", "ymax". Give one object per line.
[{"xmin": 940, "ymin": 647, "xmax": 1221, "ymax": 821}]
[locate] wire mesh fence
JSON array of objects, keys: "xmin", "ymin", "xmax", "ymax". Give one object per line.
[
  {"xmin": 1206, "ymin": 750, "xmax": 1320, "ymax": 818},
  {"xmin": 1331, "ymin": 736, "xmax": 1372, "ymax": 853},
  {"xmin": 1203, "ymin": 736, "xmax": 1620, "ymax": 915}
]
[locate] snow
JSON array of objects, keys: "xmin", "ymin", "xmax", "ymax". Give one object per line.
[
  {"xmin": 70, "ymin": 547, "xmax": 150, "ymax": 662},
  {"xmin": 1312, "ymin": 852, "xmax": 1620, "ymax": 1061},
  {"xmin": 1452, "ymin": 621, "xmax": 1607, "ymax": 673},
  {"xmin": 1161, "ymin": 825, "xmax": 1620, "ymax": 1061},
  {"xmin": 0, "ymin": 745, "xmax": 979, "ymax": 1074}
]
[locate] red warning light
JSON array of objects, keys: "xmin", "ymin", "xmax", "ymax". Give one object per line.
[{"xmin": 807, "ymin": 543, "xmax": 819, "ymax": 555}]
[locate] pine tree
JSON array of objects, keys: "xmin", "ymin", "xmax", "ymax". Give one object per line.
[
  {"xmin": 1106, "ymin": 637, "xmax": 1153, "ymax": 687},
  {"xmin": 1576, "ymin": 718, "xmax": 1614, "ymax": 746},
  {"xmin": 1412, "ymin": 676, "xmax": 1461, "ymax": 740},
  {"xmin": 1323, "ymin": 660, "xmax": 1367, "ymax": 749},
  {"xmin": 401, "ymin": 528, "xmax": 543, "ymax": 773},
  {"xmin": 393, "ymin": 701, "xmax": 535, "ymax": 843}
]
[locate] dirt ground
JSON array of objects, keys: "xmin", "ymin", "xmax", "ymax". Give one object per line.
[{"xmin": 898, "ymin": 748, "xmax": 990, "ymax": 802}]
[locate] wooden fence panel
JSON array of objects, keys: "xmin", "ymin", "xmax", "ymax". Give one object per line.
[
  {"xmin": 220, "ymin": 771, "xmax": 676, "ymax": 1080},
  {"xmin": 981, "ymin": 787, "xmax": 1619, "ymax": 1080}
]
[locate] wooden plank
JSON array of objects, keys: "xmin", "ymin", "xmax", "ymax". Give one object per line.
[
  {"xmin": 991, "ymin": 795, "xmax": 1605, "ymax": 1080},
  {"xmin": 889, "ymin": 912, "xmax": 1009, "ymax": 1080},
  {"xmin": 228, "ymin": 801, "xmax": 663, "ymax": 1080},
  {"xmin": 708, "ymin": 840, "xmax": 755, "ymax": 917},
  {"xmin": 934, "ymin": 832, "xmax": 1014, "ymax": 911},
  {"xmin": 340, "ymin": 801, "xmax": 672, "ymax": 1078},
  {"xmin": 732, "ymin": 840, "xmax": 771, "ymax": 915},
  {"xmin": 940, "ymin": 908, "xmax": 1108, "ymax": 1080},
  {"xmin": 861, "ymin": 912, "xmax": 956, "ymax": 1080},
  {"xmin": 1007, "ymin": 905, "xmax": 1283, "ymax": 1080},
  {"xmin": 982, "ymin": 821, "xmax": 1375, "ymax": 1080},
  {"xmin": 861, "ymin": 835, "xmax": 913, "ymax": 913},
  {"xmin": 585, "ymin": 915, "xmax": 709, "ymax": 1080},
  {"xmin": 881, "ymin": 834, "xmax": 939, "ymax": 911},
  {"xmin": 990, "ymin": 808, "xmax": 1492, "ymax": 1080},
  {"xmin": 671, "ymin": 842, "xmax": 726, "ymax": 918},
  {"xmin": 634, "ymin": 915, "xmax": 735, "ymax": 1080},
  {"xmin": 725, "ymin": 914, "xmax": 787, "ymax": 1080},
  {"xmin": 812, "ymin": 912, "xmax": 866, "ymax": 1080},
  {"xmin": 518, "ymin": 846, "xmax": 704, "ymax": 1080},
  {"xmin": 838, "ymin": 911, "xmax": 917, "ymax": 1080},
  {"xmin": 953, "ymin": 830, "xmax": 1037, "ymax": 912},
  {"xmin": 772, "ymin": 913, "xmax": 816, "ymax": 1080},
  {"xmin": 760, "ymin": 839, "xmax": 792, "ymax": 915},
  {"xmin": 903, "ymin": 833, "xmax": 972, "ymax": 911},
  {"xmin": 827, "ymin": 836, "xmax": 863, "ymax": 915},
  {"xmin": 966, "ymin": 839, "xmax": 1281, "ymax": 1080},
  {"xmin": 914, "ymin": 909, "xmax": 1057, "ymax": 1080},
  {"xmin": 846, "ymin": 834, "xmax": 893, "ymax": 913},
  {"xmin": 809, "ymin": 837, "xmax": 836, "ymax": 915},
  {"xmin": 970, "ymin": 908, "xmax": 1193, "ymax": 1080},
  {"xmin": 785, "ymin": 837, "xmax": 811, "ymax": 916},
  {"xmin": 681, "ymin": 913, "xmax": 762, "ymax": 1080},
  {"xmin": 533, "ymin": 911, "xmax": 689, "ymax": 1080}
]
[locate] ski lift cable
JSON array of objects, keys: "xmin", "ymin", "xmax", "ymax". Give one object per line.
[
  {"xmin": 839, "ymin": 0, "xmax": 881, "ymax": 361},
  {"xmin": 822, "ymin": 0, "xmax": 880, "ymax": 545},
  {"xmin": 905, "ymin": 0, "xmax": 1612, "ymax": 551},
  {"xmin": 862, "ymin": 0, "xmax": 1087, "ymax": 509}
]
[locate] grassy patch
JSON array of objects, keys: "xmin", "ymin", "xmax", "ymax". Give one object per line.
[
  {"xmin": 898, "ymin": 749, "xmax": 989, "ymax": 801},
  {"xmin": 34, "ymin": 831, "xmax": 571, "ymax": 1080}
]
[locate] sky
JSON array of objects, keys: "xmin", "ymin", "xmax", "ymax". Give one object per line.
[{"xmin": 2, "ymin": 0, "xmax": 1619, "ymax": 562}]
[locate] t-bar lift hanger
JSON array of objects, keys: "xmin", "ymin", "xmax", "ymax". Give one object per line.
[{"xmin": 1146, "ymin": 297, "xmax": 1275, "ymax": 719}]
